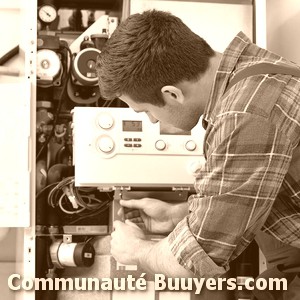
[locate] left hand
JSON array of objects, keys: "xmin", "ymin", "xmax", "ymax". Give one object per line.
[
  {"xmin": 111, "ymin": 219, "xmax": 147, "ymax": 265},
  {"xmin": 118, "ymin": 198, "xmax": 186, "ymax": 234}
]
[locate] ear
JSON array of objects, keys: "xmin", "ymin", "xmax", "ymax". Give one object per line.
[{"xmin": 161, "ymin": 85, "xmax": 184, "ymax": 105}]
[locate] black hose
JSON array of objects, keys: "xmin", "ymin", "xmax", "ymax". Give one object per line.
[{"xmin": 0, "ymin": 45, "xmax": 19, "ymax": 65}]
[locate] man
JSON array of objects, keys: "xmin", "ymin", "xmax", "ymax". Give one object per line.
[{"xmin": 96, "ymin": 10, "xmax": 300, "ymax": 299}]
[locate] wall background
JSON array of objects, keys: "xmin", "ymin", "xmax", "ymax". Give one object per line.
[{"xmin": 266, "ymin": 0, "xmax": 300, "ymax": 64}]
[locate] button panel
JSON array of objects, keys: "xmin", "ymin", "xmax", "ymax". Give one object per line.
[
  {"xmin": 123, "ymin": 137, "xmax": 142, "ymax": 148},
  {"xmin": 73, "ymin": 107, "xmax": 206, "ymax": 188}
]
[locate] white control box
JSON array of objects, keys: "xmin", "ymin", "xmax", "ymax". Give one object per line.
[{"xmin": 72, "ymin": 107, "xmax": 206, "ymax": 189}]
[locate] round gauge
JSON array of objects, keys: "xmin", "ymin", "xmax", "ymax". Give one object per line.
[{"xmin": 38, "ymin": 5, "xmax": 57, "ymax": 24}]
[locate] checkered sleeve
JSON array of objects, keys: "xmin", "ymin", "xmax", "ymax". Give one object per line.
[{"xmin": 168, "ymin": 112, "xmax": 294, "ymax": 277}]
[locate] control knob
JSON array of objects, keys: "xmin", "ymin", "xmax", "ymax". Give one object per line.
[
  {"xmin": 98, "ymin": 135, "xmax": 114, "ymax": 153},
  {"xmin": 98, "ymin": 113, "xmax": 114, "ymax": 129}
]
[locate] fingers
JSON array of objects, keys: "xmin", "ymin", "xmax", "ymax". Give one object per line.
[
  {"xmin": 118, "ymin": 206, "xmax": 141, "ymax": 218},
  {"xmin": 113, "ymin": 220, "xmax": 144, "ymax": 233},
  {"xmin": 120, "ymin": 199, "xmax": 145, "ymax": 209},
  {"xmin": 113, "ymin": 219, "xmax": 142, "ymax": 230},
  {"xmin": 118, "ymin": 200, "xmax": 144, "ymax": 222}
]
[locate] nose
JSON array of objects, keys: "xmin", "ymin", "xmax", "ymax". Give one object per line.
[{"xmin": 146, "ymin": 112, "xmax": 158, "ymax": 124}]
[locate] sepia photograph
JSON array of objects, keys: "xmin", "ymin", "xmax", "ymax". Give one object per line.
[{"xmin": 1, "ymin": 0, "xmax": 300, "ymax": 299}]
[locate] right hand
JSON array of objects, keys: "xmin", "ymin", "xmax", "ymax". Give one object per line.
[{"xmin": 118, "ymin": 198, "xmax": 188, "ymax": 234}]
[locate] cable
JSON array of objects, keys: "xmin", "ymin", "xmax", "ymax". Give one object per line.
[
  {"xmin": 0, "ymin": 45, "xmax": 19, "ymax": 65},
  {"xmin": 36, "ymin": 181, "xmax": 60, "ymax": 199},
  {"xmin": 48, "ymin": 177, "xmax": 74, "ymax": 207},
  {"xmin": 47, "ymin": 177, "xmax": 113, "ymax": 223},
  {"xmin": 58, "ymin": 193, "xmax": 85, "ymax": 214},
  {"xmin": 68, "ymin": 201, "xmax": 111, "ymax": 225}
]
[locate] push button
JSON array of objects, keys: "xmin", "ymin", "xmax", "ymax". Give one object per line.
[
  {"xmin": 185, "ymin": 140, "xmax": 197, "ymax": 151},
  {"xmin": 155, "ymin": 140, "xmax": 166, "ymax": 151}
]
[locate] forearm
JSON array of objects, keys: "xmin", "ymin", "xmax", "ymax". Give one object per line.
[
  {"xmin": 137, "ymin": 237, "xmax": 194, "ymax": 278},
  {"xmin": 170, "ymin": 202, "xmax": 189, "ymax": 228}
]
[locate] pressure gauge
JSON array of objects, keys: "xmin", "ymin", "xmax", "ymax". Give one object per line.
[{"xmin": 38, "ymin": 5, "xmax": 57, "ymax": 24}]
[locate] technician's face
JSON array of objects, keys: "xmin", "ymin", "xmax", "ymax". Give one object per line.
[
  {"xmin": 119, "ymin": 94, "xmax": 189, "ymax": 130},
  {"xmin": 119, "ymin": 94, "xmax": 200, "ymax": 131}
]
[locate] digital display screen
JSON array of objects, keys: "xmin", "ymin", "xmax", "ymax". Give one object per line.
[{"xmin": 122, "ymin": 120, "xmax": 143, "ymax": 132}]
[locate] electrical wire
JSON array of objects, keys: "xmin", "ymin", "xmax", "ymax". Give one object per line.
[
  {"xmin": 47, "ymin": 176, "xmax": 74, "ymax": 206},
  {"xmin": 68, "ymin": 201, "xmax": 111, "ymax": 225},
  {"xmin": 36, "ymin": 181, "xmax": 60, "ymax": 199},
  {"xmin": 58, "ymin": 193, "xmax": 85, "ymax": 214},
  {"xmin": 47, "ymin": 176, "xmax": 112, "ymax": 222}
]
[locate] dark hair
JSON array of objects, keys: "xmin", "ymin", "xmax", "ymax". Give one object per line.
[{"xmin": 96, "ymin": 10, "xmax": 215, "ymax": 106}]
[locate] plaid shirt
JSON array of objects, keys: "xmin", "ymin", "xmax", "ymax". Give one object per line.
[{"xmin": 168, "ymin": 32, "xmax": 300, "ymax": 277}]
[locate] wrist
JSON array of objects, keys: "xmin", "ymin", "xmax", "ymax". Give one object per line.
[
  {"xmin": 136, "ymin": 239, "xmax": 156, "ymax": 266},
  {"xmin": 136, "ymin": 237, "xmax": 194, "ymax": 278}
]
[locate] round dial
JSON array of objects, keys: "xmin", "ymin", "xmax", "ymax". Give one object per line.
[
  {"xmin": 97, "ymin": 113, "xmax": 114, "ymax": 129},
  {"xmin": 38, "ymin": 5, "xmax": 57, "ymax": 23},
  {"xmin": 98, "ymin": 136, "xmax": 114, "ymax": 153}
]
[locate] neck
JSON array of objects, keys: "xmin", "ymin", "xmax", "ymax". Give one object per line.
[
  {"xmin": 197, "ymin": 52, "xmax": 222, "ymax": 114},
  {"xmin": 172, "ymin": 52, "xmax": 222, "ymax": 128}
]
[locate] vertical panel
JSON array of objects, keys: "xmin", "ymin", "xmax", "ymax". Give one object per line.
[
  {"xmin": 0, "ymin": 0, "xmax": 32, "ymax": 227},
  {"xmin": 0, "ymin": 82, "xmax": 31, "ymax": 227}
]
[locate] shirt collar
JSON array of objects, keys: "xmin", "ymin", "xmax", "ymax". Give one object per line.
[{"xmin": 202, "ymin": 32, "xmax": 252, "ymax": 128}]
